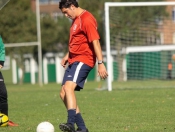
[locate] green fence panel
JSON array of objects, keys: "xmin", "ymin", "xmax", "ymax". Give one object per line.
[
  {"xmin": 23, "ymin": 72, "xmax": 31, "ymax": 83},
  {"xmin": 47, "ymin": 64, "xmax": 56, "ymax": 82},
  {"xmin": 113, "ymin": 61, "xmax": 118, "ymax": 80}
]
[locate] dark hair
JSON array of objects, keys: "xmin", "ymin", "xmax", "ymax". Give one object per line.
[{"xmin": 59, "ymin": 0, "xmax": 79, "ymax": 9}]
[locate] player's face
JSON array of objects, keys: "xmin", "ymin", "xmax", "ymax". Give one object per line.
[{"xmin": 61, "ymin": 6, "xmax": 76, "ymax": 20}]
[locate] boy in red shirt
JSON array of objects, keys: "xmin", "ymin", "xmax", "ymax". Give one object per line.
[{"xmin": 59, "ymin": 0, "xmax": 108, "ymax": 132}]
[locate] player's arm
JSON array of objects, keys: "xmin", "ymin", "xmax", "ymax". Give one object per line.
[
  {"xmin": 82, "ymin": 16, "xmax": 108, "ymax": 79},
  {"xmin": 92, "ymin": 40, "xmax": 108, "ymax": 79},
  {"xmin": 0, "ymin": 36, "xmax": 5, "ymax": 69},
  {"xmin": 61, "ymin": 52, "xmax": 69, "ymax": 68}
]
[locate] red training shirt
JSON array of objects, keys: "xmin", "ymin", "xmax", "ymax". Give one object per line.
[{"xmin": 68, "ymin": 10, "xmax": 100, "ymax": 67}]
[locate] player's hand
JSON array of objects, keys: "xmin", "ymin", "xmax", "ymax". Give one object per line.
[
  {"xmin": 61, "ymin": 57, "xmax": 68, "ymax": 68},
  {"xmin": 0, "ymin": 65, "xmax": 3, "ymax": 69},
  {"xmin": 98, "ymin": 63, "xmax": 108, "ymax": 79}
]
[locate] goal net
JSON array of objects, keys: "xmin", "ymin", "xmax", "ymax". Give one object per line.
[
  {"xmin": 0, "ymin": 0, "xmax": 10, "ymax": 10},
  {"xmin": 104, "ymin": 2, "xmax": 175, "ymax": 91}
]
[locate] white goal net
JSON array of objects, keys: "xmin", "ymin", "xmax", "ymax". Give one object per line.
[
  {"xmin": 104, "ymin": 2, "xmax": 175, "ymax": 91},
  {"xmin": 0, "ymin": 0, "xmax": 10, "ymax": 10}
]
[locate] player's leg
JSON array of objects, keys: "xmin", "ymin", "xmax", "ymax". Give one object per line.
[
  {"xmin": 0, "ymin": 72, "xmax": 18, "ymax": 127},
  {"xmin": 73, "ymin": 62, "xmax": 91, "ymax": 132},
  {"xmin": 64, "ymin": 81, "xmax": 77, "ymax": 109},
  {"xmin": 0, "ymin": 72, "xmax": 8, "ymax": 116},
  {"xmin": 59, "ymin": 63, "xmax": 77, "ymax": 132},
  {"xmin": 60, "ymin": 89, "xmax": 88, "ymax": 132},
  {"xmin": 59, "ymin": 62, "xmax": 91, "ymax": 132},
  {"xmin": 75, "ymin": 106, "xmax": 89, "ymax": 132},
  {"xmin": 59, "ymin": 82, "xmax": 77, "ymax": 132}
]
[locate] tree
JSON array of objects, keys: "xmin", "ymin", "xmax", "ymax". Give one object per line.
[
  {"xmin": 56, "ymin": 16, "xmax": 71, "ymax": 53},
  {"xmin": 0, "ymin": 0, "xmax": 37, "ymax": 84},
  {"xmin": 0, "ymin": 0, "xmax": 64, "ymax": 84}
]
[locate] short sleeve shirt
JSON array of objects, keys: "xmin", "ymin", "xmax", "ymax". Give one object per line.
[{"xmin": 68, "ymin": 10, "xmax": 100, "ymax": 67}]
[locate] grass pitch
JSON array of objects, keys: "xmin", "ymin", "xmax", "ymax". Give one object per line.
[{"xmin": 1, "ymin": 81, "xmax": 175, "ymax": 132}]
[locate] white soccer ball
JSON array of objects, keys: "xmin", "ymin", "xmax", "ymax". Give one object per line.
[{"xmin": 36, "ymin": 121, "xmax": 54, "ymax": 132}]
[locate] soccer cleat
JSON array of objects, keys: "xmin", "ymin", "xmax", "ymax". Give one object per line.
[
  {"xmin": 76, "ymin": 128, "xmax": 89, "ymax": 132},
  {"xmin": 8, "ymin": 120, "xmax": 18, "ymax": 126},
  {"xmin": 59, "ymin": 123, "xmax": 75, "ymax": 132}
]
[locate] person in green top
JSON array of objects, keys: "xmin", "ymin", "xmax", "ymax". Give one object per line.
[{"xmin": 0, "ymin": 36, "xmax": 18, "ymax": 126}]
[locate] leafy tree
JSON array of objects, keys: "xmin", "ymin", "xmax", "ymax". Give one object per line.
[
  {"xmin": 0, "ymin": 0, "xmax": 37, "ymax": 42},
  {"xmin": 56, "ymin": 16, "xmax": 71, "ymax": 53},
  {"xmin": 0, "ymin": 0, "xmax": 37, "ymax": 84},
  {"xmin": 40, "ymin": 16, "xmax": 59, "ymax": 52},
  {"xmin": 0, "ymin": 0, "xmax": 64, "ymax": 84}
]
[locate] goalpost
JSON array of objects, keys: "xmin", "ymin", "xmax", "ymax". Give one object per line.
[
  {"xmin": 2, "ymin": 0, "xmax": 43, "ymax": 86},
  {"xmin": 105, "ymin": 2, "xmax": 175, "ymax": 91}
]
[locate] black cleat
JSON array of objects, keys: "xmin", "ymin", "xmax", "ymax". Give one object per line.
[
  {"xmin": 59, "ymin": 123, "xmax": 76, "ymax": 132},
  {"xmin": 76, "ymin": 128, "xmax": 89, "ymax": 132}
]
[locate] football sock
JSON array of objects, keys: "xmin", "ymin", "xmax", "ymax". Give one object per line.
[
  {"xmin": 67, "ymin": 109, "xmax": 76, "ymax": 126},
  {"xmin": 75, "ymin": 113, "xmax": 86, "ymax": 130}
]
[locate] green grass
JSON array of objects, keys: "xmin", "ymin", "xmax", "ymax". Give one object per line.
[{"xmin": 1, "ymin": 82, "xmax": 175, "ymax": 132}]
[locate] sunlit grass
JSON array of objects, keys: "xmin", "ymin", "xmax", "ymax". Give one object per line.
[{"xmin": 1, "ymin": 82, "xmax": 175, "ymax": 132}]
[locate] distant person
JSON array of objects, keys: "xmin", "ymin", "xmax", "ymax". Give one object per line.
[
  {"xmin": 58, "ymin": 0, "xmax": 108, "ymax": 132},
  {"xmin": 167, "ymin": 62, "xmax": 172, "ymax": 79},
  {"xmin": 0, "ymin": 35, "xmax": 18, "ymax": 126}
]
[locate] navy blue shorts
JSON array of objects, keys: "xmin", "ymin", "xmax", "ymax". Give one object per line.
[{"xmin": 62, "ymin": 62, "xmax": 93, "ymax": 91}]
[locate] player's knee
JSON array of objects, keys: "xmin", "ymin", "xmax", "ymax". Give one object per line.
[
  {"xmin": 63, "ymin": 82, "xmax": 76, "ymax": 93},
  {"xmin": 63, "ymin": 86, "xmax": 73, "ymax": 93}
]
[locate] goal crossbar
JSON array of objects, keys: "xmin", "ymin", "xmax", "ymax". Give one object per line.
[
  {"xmin": 105, "ymin": 2, "xmax": 175, "ymax": 91},
  {"xmin": 105, "ymin": 2, "xmax": 175, "ymax": 7},
  {"xmin": 4, "ymin": 42, "xmax": 39, "ymax": 47},
  {"xmin": 126, "ymin": 45, "xmax": 175, "ymax": 54}
]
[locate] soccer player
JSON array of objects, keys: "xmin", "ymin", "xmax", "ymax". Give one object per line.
[
  {"xmin": 58, "ymin": 0, "xmax": 108, "ymax": 132},
  {"xmin": 0, "ymin": 35, "xmax": 18, "ymax": 126}
]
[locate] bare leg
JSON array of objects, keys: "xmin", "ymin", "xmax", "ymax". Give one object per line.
[
  {"xmin": 60, "ymin": 85, "xmax": 80, "ymax": 113},
  {"xmin": 63, "ymin": 81, "xmax": 77, "ymax": 109},
  {"xmin": 59, "ymin": 83, "xmax": 87, "ymax": 130},
  {"xmin": 59, "ymin": 82, "xmax": 77, "ymax": 131}
]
